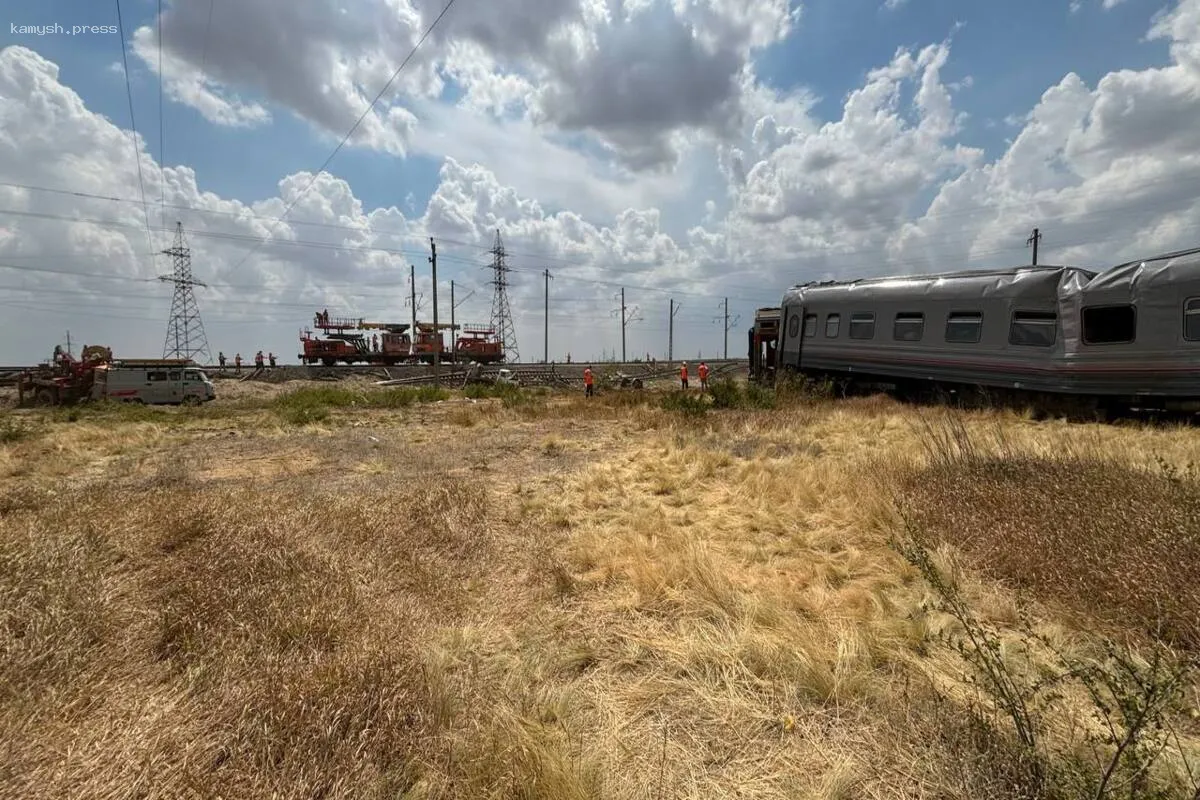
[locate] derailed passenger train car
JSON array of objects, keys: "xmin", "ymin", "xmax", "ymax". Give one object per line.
[{"xmin": 753, "ymin": 247, "xmax": 1200, "ymax": 413}]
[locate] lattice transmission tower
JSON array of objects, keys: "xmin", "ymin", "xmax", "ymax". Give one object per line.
[
  {"xmin": 159, "ymin": 221, "xmax": 211, "ymax": 363},
  {"xmin": 488, "ymin": 228, "xmax": 520, "ymax": 362}
]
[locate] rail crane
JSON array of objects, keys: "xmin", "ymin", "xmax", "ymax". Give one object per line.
[{"xmin": 299, "ymin": 310, "xmax": 504, "ymax": 365}]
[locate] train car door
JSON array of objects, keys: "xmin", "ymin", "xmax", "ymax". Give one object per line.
[{"xmin": 782, "ymin": 304, "xmax": 806, "ymax": 370}]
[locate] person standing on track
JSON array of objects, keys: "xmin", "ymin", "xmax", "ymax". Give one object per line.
[
  {"xmin": 234, "ymin": 353, "xmax": 242, "ymax": 374},
  {"xmin": 680, "ymin": 361, "xmax": 689, "ymax": 390},
  {"xmin": 583, "ymin": 365, "xmax": 594, "ymax": 398},
  {"xmin": 698, "ymin": 361, "xmax": 709, "ymax": 391}
]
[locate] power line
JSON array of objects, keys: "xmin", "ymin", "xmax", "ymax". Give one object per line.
[
  {"xmin": 157, "ymin": 0, "xmax": 166, "ymax": 233},
  {"xmin": 4, "ymin": 177, "xmax": 1199, "ymax": 283},
  {"xmin": 225, "ymin": 0, "xmax": 459, "ymax": 275},
  {"xmin": 113, "ymin": 0, "xmax": 155, "ymax": 267},
  {"xmin": 7, "ymin": 195, "xmax": 1200, "ymax": 305},
  {"xmin": 198, "ymin": 0, "xmax": 215, "ymax": 76}
]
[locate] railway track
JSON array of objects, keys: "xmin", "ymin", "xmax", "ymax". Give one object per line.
[{"xmin": 0, "ymin": 360, "xmax": 749, "ymax": 387}]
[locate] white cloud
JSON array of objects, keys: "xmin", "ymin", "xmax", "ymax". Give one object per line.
[
  {"xmin": 136, "ymin": 0, "xmax": 799, "ymax": 171},
  {"xmin": 891, "ymin": 0, "xmax": 1200, "ymax": 270},
  {"xmin": 8, "ymin": 0, "xmax": 1200, "ymax": 364}
]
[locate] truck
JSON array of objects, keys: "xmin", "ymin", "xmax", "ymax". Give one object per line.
[{"xmin": 16, "ymin": 346, "xmax": 215, "ymax": 406}]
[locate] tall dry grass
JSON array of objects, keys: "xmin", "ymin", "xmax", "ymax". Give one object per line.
[
  {"xmin": 900, "ymin": 412, "xmax": 1200, "ymax": 651},
  {"xmin": 2, "ymin": 384, "xmax": 1199, "ymax": 798}
]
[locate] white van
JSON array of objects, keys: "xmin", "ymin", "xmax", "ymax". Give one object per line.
[{"xmin": 92, "ymin": 365, "xmax": 216, "ymax": 405}]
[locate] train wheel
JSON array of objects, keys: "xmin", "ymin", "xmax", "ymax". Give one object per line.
[
  {"xmin": 34, "ymin": 388, "xmax": 54, "ymax": 407},
  {"xmin": 322, "ymin": 358, "xmax": 336, "ymax": 366}
]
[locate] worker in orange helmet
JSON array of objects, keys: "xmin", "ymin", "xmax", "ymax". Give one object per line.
[
  {"xmin": 583, "ymin": 365, "xmax": 594, "ymax": 398},
  {"xmin": 680, "ymin": 361, "xmax": 689, "ymax": 390},
  {"xmin": 698, "ymin": 361, "xmax": 709, "ymax": 391}
]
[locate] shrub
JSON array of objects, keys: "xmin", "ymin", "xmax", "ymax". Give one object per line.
[
  {"xmin": 660, "ymin": 392, "xmax": 707, "ymax": 417},
  {"xmin": 706, "ymin": 378, "xmax": 742, "ymax": 409},
  {"xmin": 272, "ymin": 385, "xmax": 449, "ymax": 423},
  {"xmin": 0, "ymin": 416, "xmax": 39, "ymax": 444}
]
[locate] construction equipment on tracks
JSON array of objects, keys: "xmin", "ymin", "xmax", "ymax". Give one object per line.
[{"xmin": 301, "ymin": 310, "xmax": 504, "ymax": 366}]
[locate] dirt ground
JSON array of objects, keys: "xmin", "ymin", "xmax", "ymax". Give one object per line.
[{"xmin": 2, "ymin": 381, "xmax": 1199, "ymax": 799}]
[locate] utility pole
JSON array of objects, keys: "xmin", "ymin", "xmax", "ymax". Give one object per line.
[
  {"xmin": 712, "ymin": 299, "xmax": 741, "ymax": 361},
  {"xmin": 612, "ymin": 289, "xmax": 642, "ymax": 363},
  {"xmin": 409, "ymin": 264, "xmax": 417, "ymax": 354},
  {"xmin": 620, "ymin": 287, "xmax": 626, "ymax": 363},
  {"xmin": 544, "ymin": 268, "xmax": 552, "ymax": 363},
  {"xmin": 724, "ymin": 298, "xmax": 729, "ymax": 359},
  {"xmin": 1027, "ymin": 227, "xmax": 1041, "ymax": 266},
  {"xmin": 429, "ymin": 239, "xmax": 439, "ymax": 384},
  {"xmin": 668, "ymin": 299, "xmax": 681, "ymax": 362}
]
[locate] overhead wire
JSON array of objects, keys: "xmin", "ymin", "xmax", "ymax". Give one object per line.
[
  {"xmin": 9, "ymin": 192, "xmax": 1200, "ymax": 308},
  {"xmin": 198, "ymin": 0, "xmax": 215, "ymax": 77},
  {"xmin": 157, "ymin": 0, "xmax": 166, "ymax": 234},
  {"xmin": 113, "ymin": 0, "xmax": 156, "ymax": 267},
  {"xmin": 3, "ymin": 176, "xmax": 1199, "ymax": 300},
  {"xmin": 224, "ymin": 0, "xmax": 459, "ymax": 275}
]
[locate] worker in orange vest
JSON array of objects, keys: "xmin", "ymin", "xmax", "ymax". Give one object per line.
[
  {"xmin": 698, "ymin": 361, "xmax": 709, "ymax": 391},
  {"xmin": 680, "ymin": 361, "xmax": 689, "ymax": 390},
  {"xmin": 583, "ymin": 365, "xmax": 594, "ymax": 398}
]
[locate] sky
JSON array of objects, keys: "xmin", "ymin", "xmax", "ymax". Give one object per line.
[{"xmin": 1, "ymin": 0, "xmax": 1200, "ymax": 365}]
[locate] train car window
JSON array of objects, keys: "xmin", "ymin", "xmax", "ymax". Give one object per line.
[
  {"xmin": 1082, "ymin": 305, "xmax": 1136, "ymax": 345},
  {"xmin": 893, "ymin": 313, "xmax": 925, "ymax": 342},
  {"xmin": 825, "ymin": 314, "xmax": 840, "ymax": 338},
  {"xmin": 803, "ymin": 314, "xmax": 818, "ymax": 338},
  {"xmin": 1009, "ymin": 311, "xmax": 1057, "ymax": 346},
  {"xmin": 849, "ymin": 313, "xmax": 875, "ymax": 339},
  {"xmin": 168, "ymin": 371, "xmax": 181, "ymax": 381},
  {"xmin": 1184, "ymin": 298, "xmax": 1200, "ymax": 341},
  {"xmin": 147, "ymin": 371, "xmax": 167, "ymax": 382},
  {"xmin": 945, "ymin": 312, "xmax": 983, "ymax": 343}
]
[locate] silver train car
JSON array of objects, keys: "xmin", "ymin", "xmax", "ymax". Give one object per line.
[{"xmin": 756, "ymin": 247, "xmax": 1200, "ymax": 413}]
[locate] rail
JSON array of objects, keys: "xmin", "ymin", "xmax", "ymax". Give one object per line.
[{"xmin": 0, "ymin": 360, "xmax": 749, "ymax": 387}]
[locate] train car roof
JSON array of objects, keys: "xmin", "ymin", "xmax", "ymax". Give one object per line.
[
  {"xmin": 786, "ymin": 264, "xmax": 1094, "ymax": 291},
  {"xmin": 781, "ymin": 247, "xmax": 1200, "ymax": 300}
]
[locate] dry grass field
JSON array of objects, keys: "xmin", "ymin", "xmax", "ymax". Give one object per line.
[{"xmin": 2, "ymin": 376, "xmax": 1199, "ymax": 799}]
